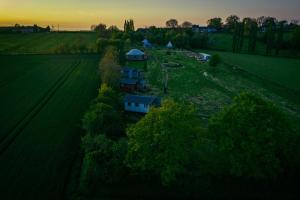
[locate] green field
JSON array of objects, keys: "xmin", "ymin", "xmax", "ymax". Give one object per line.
[
  {"xmin": 204, "ymin": 50, "xmax": 300, "ymax": 92},
  {"xmin": 143, "ymin": 49, "xmax": 300, "ymax": 128},
  {"xmin": 0, "ymin": 54, "xmax": 100, "ymax": 199},
  {"xmin": 0, "ymin": 32, "xmax": 98, "ymax": 54}
]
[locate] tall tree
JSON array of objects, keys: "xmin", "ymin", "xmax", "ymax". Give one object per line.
[
  {"xmin": 166, "ymin": 19, "xmax": 178, "ymax": 28},
  {"xmin": 124, "ymin": 19, "xmax": 135, "ymax": 33},
  {"xmin": 226, "ymin": 15, "xmax": 240, "ymax": 31},
  {"xmin": 265, "ymin": 19, "xmax": 276, "ymax": 55},
  {"xmin": 248, "ymin": 19, "xmax": 258, "ymax": 52},
  {"xmin": 275, "ymin": 21, "xmax": 286, "ymax": 55}
]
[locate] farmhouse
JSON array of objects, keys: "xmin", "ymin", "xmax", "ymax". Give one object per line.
[
  {"xmin": 166, "ymin": 41, "xmax": 173, "ymax": 49},
  {"xmin": 142, "ymin": 39, "xmax": 152, "ymax": 48},
  {"xmin": 124, "ymin": 95, "xmax": 161, "ymax": 113},
  {"xmin": 126, "ymin": 49, "xmax": 147, "ymax": 61}
]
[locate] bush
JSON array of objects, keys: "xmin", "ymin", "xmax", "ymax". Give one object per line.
[
  {"xmin": 209, "ymin": 54, "xmax": 221, "ymax": 67},
  {"xmin": 208, "ymin": 92, "xmax": 296, "ymax": 179}
]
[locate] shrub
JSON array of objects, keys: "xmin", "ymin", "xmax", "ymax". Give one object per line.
[{"xmin": 209, "ymin": 54, "xmax": 221, "ymax": 67}]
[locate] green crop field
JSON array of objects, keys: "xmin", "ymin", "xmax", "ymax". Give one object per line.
[
  {"xmin": 0, "ymin": 54, "xmax": 100, "ymax": 199},
  {"xmin": 144, "ymin": 49, "xmax": 300, "ymax": 129},
  {"xmin": 0, "ymin": 32, "xmax": 98, "ymax": 54},
  {"xmin": 203, "ymin": 50, "xmax": 300, "ymax": 92}
]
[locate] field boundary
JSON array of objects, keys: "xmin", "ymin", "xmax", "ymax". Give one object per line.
[{"xmin": 0, "ymin": 60, "xmax": 81, "ymax": 155}]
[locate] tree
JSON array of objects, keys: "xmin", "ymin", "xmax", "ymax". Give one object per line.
[
  {"xmin": 82, "ymin": 103, "xmax": 122, "ymax": 138},
  {"xmin": 181, "ymin": 21, "xmax": 193, "ymax": 28},
  {"xmin": 99, "ymin": 47, "xmax": 121, "ymax": 89},
  {"xmin": 126, "ymin": 100, "xmax": 204, "ymax": 186},
  {"xmin": 80, "ymin": 134, "xmax": 128, "ymax": 190},
  {"xmin": 226, "ymin": 15, "xmax": 240, "ymax": 31},
  {"xmin": 124, "ymin": 19, "xmax": 135, "ymax": 33},
  {"xmin": 94, "ymin": 84, "xmax": 121, "ymax": 110},
  {"xmin": 291, "ymin": 27, "xmax": 300, "ymax": 50},
  {"xmin": 166, "ymin": 19, "xmax": 178, "ymax": 28},
  {"xmin": 247, "ymin": 19, "xmax": 258, "ymax": 52},
  {"xmin": 209, "ymin": 54, "xmax": 221, "ymax": 67},
  {"xmin": 209, "ymin": 92, "xmax": 294, "ymax": 179},
  {"xmin": 207, "ymin": 17, "xmax": 222, "ymax": 30},
  {"xmin": 265, "ymin": 20, "xmax": 276, "ymax": 55},
  {"xmin": 92, "ymin": 23, "xmax": 107, "ymax": 37},
  {"xmin": 275, "ymin": 21, "xmax": 286, "ymax": 55}
]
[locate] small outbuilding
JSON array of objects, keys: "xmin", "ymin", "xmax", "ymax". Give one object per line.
[
  {"xmin": 126, "ymin": 49, "xmax": 147, "ymax": 61},
  {"xmin": 166, "ymin": 41, "xmax": 173, "ymax": 49},
  {"xmin": 142, "ymin": 39, "xmax": 152, "ymax": 48},
  {"xmin": 124, "ymin": 95, "xmax": 161, "ymax": 113}
]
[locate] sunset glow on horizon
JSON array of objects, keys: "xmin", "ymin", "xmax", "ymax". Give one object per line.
[{"xmin": 1, "ymin": 0, "xmax": 300, "ymax": 30}]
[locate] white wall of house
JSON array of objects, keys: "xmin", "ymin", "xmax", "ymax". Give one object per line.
[{"xmin": 124, "ymin": 102, "xmax": 150, "ymax": 113}]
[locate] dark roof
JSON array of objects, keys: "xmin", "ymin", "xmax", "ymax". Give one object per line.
[
  {"xmin": 124, "ymin": 95, "xmax": 160, "ymax": 105},
  {"xmin": 120, "ymin": 78, "xmax": 138, "ymax": 85}
]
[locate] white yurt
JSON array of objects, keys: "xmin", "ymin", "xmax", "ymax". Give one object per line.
[
  {"xmin": 142, "ymin": 39, "xmax": 152, "ymax": 48},
  {"xmin": 166, "ymin": 41, "xmax": 173, "ymax": 49},
  {"xmin": 126, "ymin": 49, "xmax": 146, "ymax": 61}
]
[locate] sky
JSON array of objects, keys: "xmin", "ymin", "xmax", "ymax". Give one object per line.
[{"xmin": 0, "ymin": 0, "xmax": 299, "ymax": 30}]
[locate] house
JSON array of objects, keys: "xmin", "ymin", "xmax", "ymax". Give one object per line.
[
  {"xmin": 142, "ymin": 39, "xmax": 152, "ymax": 48},
  {"xmin": 124, "ymin": 95, "xmax": 161, "ymax": 113},
  {"xmin": 166, "ymin": 41, "xmax": 173, "ymax": 49},
  {"xmin": 120, "ymin": 68, "xmax": 146, "ymax": 92},
  {"xmin": 199, "ymin": 53, "xmax": 211, "ymax": 62},
  {"xmin": 126, "ymin": 49, "xmax": 147, "ymax": 61},
  {"xmin": 121, "ymin": 67, "xmax": 144, "ymax": 79},
  {"xmin": 120, "ymin": 78, "xmax": 139, "ymax": 92}
]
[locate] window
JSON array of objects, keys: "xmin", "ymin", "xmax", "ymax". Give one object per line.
[
  {"xmin": 127, "ymin": 102, "xmax": 131, "ymax": 106},
  {"xmin": 135, "ymin": 103, "xmax": 139, "ymax": 107}
]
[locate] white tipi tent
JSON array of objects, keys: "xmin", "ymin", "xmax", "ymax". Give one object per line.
[{"xmin": 166, "ymin": 41, "xmax": 173, "ymax": 49}]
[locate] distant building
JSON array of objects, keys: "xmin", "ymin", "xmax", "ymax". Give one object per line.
[
  {"xmin": 142, "ymin": 39, "xmax": 152, "ymax": 48},
  {"xmin": 0, "ymin": 25, "xmax": 50, "ymax": 33},
  {"xmin": 126, "ymin": 49, "xmax": 147, "ymax": 61},
  {"xmin": 124, "ymin": 95, "xmax": 161, "ymax": 113},
  {"xmin": 192, "ymin": 25, "xmax": 218, "ymax": 33}
]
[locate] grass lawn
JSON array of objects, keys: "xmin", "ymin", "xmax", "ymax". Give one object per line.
[
  {"xmin": 0, "ymin": 54, "xmax": 100, "ymax": 199},
  {"xmin": 145, "ymin": 49, "xmax": 300, "ymax": 130},
  {"xmin": 0, "ymin": 32, "xmax": 98, "ymax": 54}
]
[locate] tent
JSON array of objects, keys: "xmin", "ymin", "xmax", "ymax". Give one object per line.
[
  {"xmin": 166, "ymin": 41, "xmax": 173, "ymax": 49},
  {"xmin": 142, "ymin": 39, "xmax": 152, "ymax": 48},
  {"xmin": 126, "ymin": 49, "xmax": 146, "ymax": 61}
]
